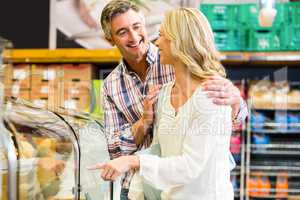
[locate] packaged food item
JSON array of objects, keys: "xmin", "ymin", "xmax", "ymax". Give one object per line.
[
  {"xmin": 288, "ymin": 90, "xmax": 300, "ymax": 109},
  {"xmin": 258, "ymin": 173, "xmax": 271, "ymax": 197},
  {"xmin": 274, "ymin": 81, "xmax": 289, "ymax": 109},
  {"xmin": 248, "ymin": 80, "xmax": 274, "ymax": 109},
  {"xmin": 288, "ymin": 113, "xmax": 300, "ymax": 131},
  {"xmin": 252, "ymin": 133, "xmax": 269, "ymax": 152},
  {"xmin": 251, "ymin": 111, "xmax": 266, "ymax": 132},
  {"xmin": 274, "ymin": 110, "xmax": 288, "ymax": 131},
  {"xmin": 276, "ymin": 172, "xmax": 288, "ymax": 198},
  {"xmin": 247, "ymin": 175, "xmax": 259, "ymax": 197},
  {"xmin": 248, "ymin": 172, "xmax": 270, "ymax": 197},
  {"xmin": 230, "ymin": 133, "xmax": 241, "ymax": 164}
]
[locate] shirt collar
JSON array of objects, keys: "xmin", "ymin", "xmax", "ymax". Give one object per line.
[
  {"xmin": 146, "ymin": 43, "xmax": 157, "ymax": 66},
  {"xmin": 120, "ymin": 43, "xmax": 158, "ymax": 74}
]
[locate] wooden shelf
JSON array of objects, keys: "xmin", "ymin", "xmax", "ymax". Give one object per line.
[
  {"xmin": 2, "ymin": 49, "xmax": 300, "ymax": 64},
  {"xmin": 2, "ymin": 48, "xmax": 121, "ymax": 63},
  {"xmin": 221, "ymin": 51, "xmax": 300, "ymax": 66}
]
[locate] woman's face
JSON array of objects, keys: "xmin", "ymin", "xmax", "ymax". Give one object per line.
[{"xmin": 155, "ymin": 27, "xmax": 173, "ymax": 65}]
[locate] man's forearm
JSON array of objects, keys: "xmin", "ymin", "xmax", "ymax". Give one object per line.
[
  {"xmin": 231, "ymin": 98, "xmax": 248, "ymax": 131},
  {"xmin": 232, "ymin": 96, "xmax": 248, "ymax": 120},
  {"xmin": 231, "ymin": 101, "xmax": 241, "ymax": 120}
]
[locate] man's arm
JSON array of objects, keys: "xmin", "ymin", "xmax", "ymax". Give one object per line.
[
  {"xmin": 202, "ymin": 76, "xmax": 248, "ymax": 129},
  {"xmin": 103, "ymin": 85, "xmax": 138, "ymax": 159},
  {"xmin": 232, "ymin": 97, "xmax": 248, "ymax": 130}
]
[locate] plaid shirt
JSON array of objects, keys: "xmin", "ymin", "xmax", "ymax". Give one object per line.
[{"xmin": 102, "ymin": 43, "xmax": 248, "ymax": 189}]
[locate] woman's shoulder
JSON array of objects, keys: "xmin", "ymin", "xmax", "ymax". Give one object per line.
[{"xmin": 191, "ymin": 86, "xmax": 231, "ymax": 115}]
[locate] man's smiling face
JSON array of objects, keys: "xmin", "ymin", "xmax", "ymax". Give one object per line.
[{"xmin": 108, "ymin": 9, "xmax": 148, "ymax": 62}]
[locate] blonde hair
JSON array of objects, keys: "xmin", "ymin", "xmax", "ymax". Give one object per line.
[{"xmin": 161, "ymin": 8, "xmax": 226, "ymax": 79}]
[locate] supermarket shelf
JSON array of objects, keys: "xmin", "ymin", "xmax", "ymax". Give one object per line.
[
  {"xmin": 219, "ymin": 52, "xmax": 247, "ymax": 65},
  {"xmin": 249, "ymin": 52, "xmax": 300, "ymax": 61},
  {"xmin": 264, "ymin": 122, "xmax": 300, "ymax": 128},
  {"xmin": 251, "ymin": 122, "xmax": 300, "ymax": 133},
  {"xmin": 234, "ymin": 166, "xmax": 241, "ymax": 171},
  {"xmin": 251, "ymin": 144, "xmax": 300, "ymax": 149},
  {"xmin": 247, "ymin": 195, "xmax": 300, "ymax": 199},
  {"xmin": 250, "ymin": 171, "xmax": 300, "ymax": 177},
  {"xmin": 221, "ymin": 51, "xmax": 300, "ymax": 66},
  {"xmin": 251, "ymin": 150, "xmax": 300, "ymax": 155},
  {"xmin": 3, "ymin": 49, "xmax": 300, "ymax": 64},
  {"xmin": 246, "ymin": 188, "xmax": 300, "ymax": 199},
  {"xmin": 219, "ymin": 52, "xmax": 300, "ymax": 62},
  {"xmin": 252, "ymin": 106, "xmax": 300, "ymax": 111},
  {"xmin": 2, "ymin": 48, "xmax": 121, "ymax": 63},
  {"xmin": 247, "ymin": 188, "xmax": 300, "ymax": 193},
  {"xmin": 251, "ymin": 129, "xmax": 300, "ymax": 134},
  {"xmin": 250, "ymin": 165, "xmax": 300, "ymax": 171},
  {"xmin": 234, "ymin": 189, "xmax": 240, "ymax": 197},
  {"xmin": 231, "ymin": 165, "xmax": 241, "ymax": 175},
  {"xmin": 247, "ymin": 51, "xmax": 300, "ymax": 66},
  {"xmin": 231, "ymin": 171, "xmax": 241, "ymax": 176}
]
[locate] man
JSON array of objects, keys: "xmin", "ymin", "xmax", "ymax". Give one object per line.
[{"xmin": 100, "ymin": 1, "xmax": 247, "ymax": 199}]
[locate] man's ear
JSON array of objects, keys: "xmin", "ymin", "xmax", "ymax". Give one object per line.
[{"xmin": 105, "ymin": 37, "xmax": 115, "ymax": 46}]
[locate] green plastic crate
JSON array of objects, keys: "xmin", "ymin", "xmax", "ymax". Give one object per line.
[
  {"xmin": 285, "ymin": 2, "xmax": 300, "ymax": 25},
  {"xmin": 213, "ymin": 29, "xmax": 245, "ymax": 51},
  {"xmin": 200, "ymin": 4, "xmax": 239, "ymax": 29},
  {"xmin": 239, "ymin": 3, "xmax": 286, "ymax": 30},
  {"xmin": 281, "ymin": 26, "xmax": 300, "ymax": 50},
  {"xmin": 246, "ymin": 29, "xmax": 281, "ymax": 51}
]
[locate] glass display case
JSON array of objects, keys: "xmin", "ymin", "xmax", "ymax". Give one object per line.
[
  {"xmin": 0, "ymin": 97, "xmax": 111, "ymax": 200},
  {"xmin": 0, "ymin": 36, "xmax": 13, "ymax": 200}
]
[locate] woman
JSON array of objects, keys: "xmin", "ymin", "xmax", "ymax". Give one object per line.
[{"xmin": 89, "ymin": 8, "xmax": 233, "ymax": 199}]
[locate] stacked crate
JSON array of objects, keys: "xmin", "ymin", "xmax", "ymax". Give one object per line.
[
  {"xmin": 240, "ymin": 3, "xmax": 285, "ymax": 51},
  {"xmin": 200, "ymin": 4, "xmax": 244, "ymax": 51},
  {"xmin": 61, "ymin": 64, "xmax": 92, "ymax": 112},
  {"xmin": 4, "ymin": 64, "xmax": 31, "ymax": 100},
  {"xmin": 281, "ymin": 2, "xmax": 300, "ymax": 50},
  {"xmin": 4, "ymin": 64, "xmax": 92, "ymax": 112},
  {"xmin": 31, "ymin": 64, "xmax": 62, "ymax": 109},
  {"xmin": 200, "ymin": 2, "xmax": 300, "ymax": 51}
]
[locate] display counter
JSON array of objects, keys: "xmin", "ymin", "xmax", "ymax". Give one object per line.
[{"xmin": 0, "ymin": 98, "xmax": 111, "ymax": 200}]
